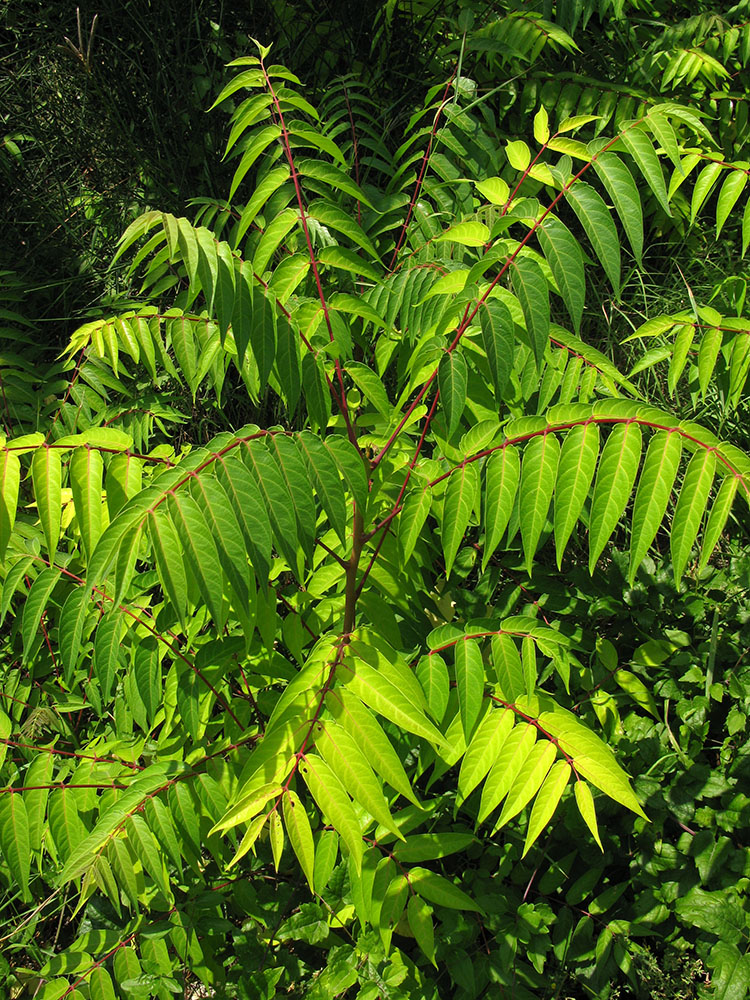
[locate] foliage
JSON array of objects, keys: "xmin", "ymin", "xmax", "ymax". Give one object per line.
[{"xmin": 1, "ymin": 19, "xmax": 750, "ymax": 1000}]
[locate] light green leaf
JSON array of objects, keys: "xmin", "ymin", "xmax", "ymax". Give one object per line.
[
  {"xmin": 436, "ymin": 220, "xmax": 490, "ymax": 247},
  {"xmin": 458, "ymin": 706, "xmax": 514, "ymax": 802},
  {"xmin": 93, "ymin": 609, "xmax": 122, "ymax": 701},
  {"xmin": 168, "ymin": 491, "xmax": 226, "ymax": 626},
  {"xmin": 592, "ymin": 153, "xmax": 644, "ymax": 265},
  {"xmin": 492, "ymin": 633, "xmax": 525, "ymax": 702},
  {"xmin": 416, "ymin": 653, "xmax": 450, "ymax": 723},
  {"xmin": 588, "ymin": 422, "xmax": 642, "ymax": 573},
  {"xmin": 300, "ymin": 753, "xmax": 363, "ymax": 874},
  {"xmin": 409, "ymin": 866, "xmax": 483, "ymax": 912},
  {"xmin": 327, "ymin": 689, "xmax": 422, "ymax": 807},
  {"xmin": 537, "ymin": 215, "xmax": 585, "ymax": 333},
  {"xmin": 619, "ymin": 125, "xmax": 671, "ymax": 216},
  {"xmin": 533, "ymin": 106, "xmax": 550, "ymax": 145},
  {"xmin": 22, "ymin": 568, "xmax": 61, "ymax": 662},
  {"xmin": 211, "ymin": 781, "xmax": 281, "ymax": 834},
  {"xmin": 574, "ymin": 780, "xmax": 602, "ymax": 849},
  {"xmin": 554, "ymin": 423, "xmax": 599, "ymax": 568},
  {"xmin": 31, "ymin": 446, "xmax": 62, "ymax": 557},
  {"xmin": 520, "ymin": 432, "xmax": 560, "ymax": 574},
  {"xmin": 0, "ymin": 793, "xmax": 30, "ymax": 897},
  {"xmin": 89, "ymin": 967, "xmax": 117, "ymax": 1000},
  {"xmin": 346, "ymin": 361, "xmax": 392, "ymax": 418},
  {"xmin": 399, "ymin": 487, "xmax": 431, "ymax": 563},
  {"xmin": 511, "ymin": 255, "xmax": 550, "ymax": 367},
  {"xmin": 70, "ymin": 447, "xmax": 104, "ymax": 561},
  {"xmin": 407, "ymin": 895, "xmax": 436, "ymax": 966},
  {"xmin": 671, "ymin": 448, "xmax": 716, "ymax": 582},
  {"xmin": 522, "ymin": 759, "xmax": 571, "ymax": 856},
  {"xmin": 454, "ymin": 638, "xmax": 485, "ymax": 743},
  {"xmin": 0, "ymin": 450, "xmax": 20, "ymax": 563},
  {"xmin": 691, "ymin": 161, "xmax": 724, "ymax": 224},
  {"xmin": 146, "ymin": 507, "xmax": 188, "ymax": 623},
  {"xmin": 478, "ymin": 723, "xmax": 536, "ymax": 823},
  {"xmin": 483, "ymin": 446, "xmax": 520, "ymax": 570},
  {"xmin": 699, "ymin": 476, "xmax": 739, "ymax": 572},
  {"xmin": 566, "ymin": 181, "xmax": 621, "ymax": 294},
  {"xmin": 438, "ymin": 350, "xmax": 468, "ymax": 439},
  {"xmin": 442, "ymin": 462, "xmax": 478, "ymax": 577},
  {"xmin": 494, "ymin": 740, "xmax": 556, "ymax": 832},
  {"xmin": 296, "ymin": 430, "xmax": 348, "ymax": 547},
  {"xmin": 478, "ymin": 297, "xmax": 514, "ymax": 401},
  {"xmin": 314, "ymin": 719, "xmax": 402, "ymax": 839},
  {"xmin": 629, "ymin": 430, "xmax": 682, "ymax": 583}
]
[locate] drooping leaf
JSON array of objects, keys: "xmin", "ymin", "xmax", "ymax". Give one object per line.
[
  {"xmin": 454, "ymin": 638, "xmax": 485, "ymax": 742},
  {"xmin": 520, "ymin": 433, "xmax": 560, "ymax": 574},
  {"xmin": 671, "ymin": 448, "xmax": 716, "ymax": 582},
  {"xmin": 588, "ymin": 422, "xmax": 642, "ymax": 573},
  {"xmin": 442, "ymin": 462, "xmax": 478, "ymax": 578},
  {"xmin": 629, "ymin": 430, "xmax": 682, "ymax": 583},
  {"xmin": 511, "ymin": 255, "xmax": 550, "ymax": 367},
  {"xmin": 554, "ymin": 423, "xmax": 599, "ymax": 568},
  {"xmin": 566, "ymin": 181, "xmax": 621, "ymax": 294},
  {"xmin": 537, "ymin": 215, "xmax": 585, "ymax": 332},
  {"xmin": 438, "ymin": 350, "xmax": 468, "ymax": 439},
  {"xmin": 478, "ymin": 297, "xmax": 515, "ymax": 400},
  {"xmin": 483, "ymin": 446, "xmax": 520, "ymax": 570}
]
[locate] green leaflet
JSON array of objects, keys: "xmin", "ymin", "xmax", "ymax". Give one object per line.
[
  {"xmin": 167, "ymin": 491, "xmax": 226, "ymax": 627},
  {"xmin": 458, "ymin": 706, "xmax": 514, "ymax": 803},
  {"xmin": 554, "ymin": 423, "xmax": 599, "ymax": 568},
  {"xmin": 302, "ymin": 353, "xmax": 331, "ymax": 432},
  {"xmin": 409, "ymin": 866, "xmax": 483, "ymax": 912},
  {"xmin": 699, "ymin": 476, "xmax": 739, "ymax": 572},
  {"xmin": 93, "ymin": 609, "xmax": 122, "ymax": 702},
  {"xmin": 314, "ymin": 719, "xmax": 402, "ymax": 839},
  {"xmin": 267, "ymin": 434, "xmax": 317, "ymax": 560},
  {"xmin": 214, "ymin": 453, "xmax": 273, "ymax": 586},
  {"xmin": 243, "ymin": 441, "xmax": 303, "ymax": 579},
  {"xmin": 442, "ymin": 462, "xmax": 478, "ymax": 578},
  {"xmin": 671, "ymin": 448, "xmax": 716, "ymax": 583},
  {"xmin": 629, "ymin": 430, "xmax": 682, "ymax": 584},
  {"xmin": 0, "ymin": 449, "xmax": 20, "ymax": 564},
  {"xmin": 326, "ymin": 688, "xmax": 422, "ymax": 807},
  {"xmin": 592, "ymin": 153, "xmax": 643, "ymax": 264},
  {"xmin": 537, "ymin": 215, "xmax": 585, "ymax": 333},
  {"xmin": 588, "ymin": 422, "xmax": 642, "ymax": 574},
  {"xmin": 535, "ymin": 696, "xmax": 646, "ymax": 818},
  {"xmin": 522, "ymin": 759, "xmax": 571, "ymax": 856},
  {"xmin": 415, "ymin": 653, "xmax": 450, "ymax": 723},
  {"xmin": 566, "ymin": 181, "xmax": 621, "ymax": 294},
  {"xmin": 407, "ymin": 895, "xmax": 436, "ymax": 966},
  {"xmin": 283, "ymin": 790, "xmax": 315, "ymax": 891},
  {"xmin": 22, "ymin": 568, "xmax": 61, "ymax": 662},
  {"xmin": 146, "ymin": 507, "xmax": 188, "ymax": 624},
  {"xmin": 619, "ymin": 124, "xmax": 672, "ymax": 216},
  {"xmin": 399, "ymin": 487, "xmax": 431, "ymax": 563},
  {"xmin": 31, "ymin": 446, "xmax": 62, "ymax": 557},
  {"xmin": 478, "ymin": 723, "xmax": 536, "ymax": 824},
  {"xmin": 478, "ymin": 297, "xmax": 515, "ymax": 399},
  {"xmin": 454, "ymin": 637, "xmax": 485, "ymax": 742},
  {"xmin": 438, "ymin": 350, "xmax": 468, "ymax": 439},
  {"xmin": 299, "ymin": 753, "xmax": 363, "ymax": 874},
  {"xmin": 511, "ymin": 255, "xmax": 549, "ymax": 367},
  {"xmin": 483, "ymin": 446, "xmax": 520, "ymax": 570},
  {"xmin": 296, "ymin": 430, "xmax": 348, "ymax": 547},
  {"xmin": 492, "ymin": 633, "xmax": 525, "ymax": 702},
  {"xmin": 59, "ymin": 763, "xmax": 183, "ymax": 884},
  {"xmin": 520, "ymin": 432, "xmax": 560, "ymax": 574},
  {"xmin": 70, "ymin": 447, "xmax": 104, "ymax": 562},
  {"xmin": 716, "ymin": 169, "xmax": 748, "ymax": 238},
  {"xmin": 574, "ymin": 780, "xmax": 602, "ymax": 850},
  {"xmin": 0, "ymin": 792, "xmax": 30, "ymax": 897},
  {"xmin": 493, "ymin": 740, "xmax": 557, "ymax": 833}
]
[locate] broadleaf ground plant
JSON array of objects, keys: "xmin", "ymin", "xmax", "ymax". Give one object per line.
[{"xmin": 2, "ymin": 30, "xmax": 750, "ymax": 1000}]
